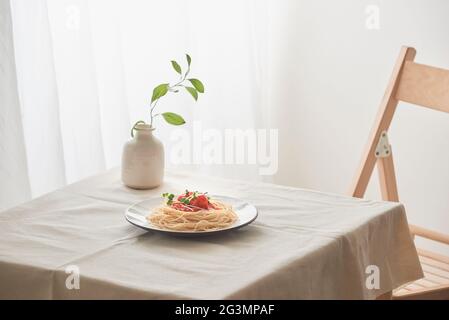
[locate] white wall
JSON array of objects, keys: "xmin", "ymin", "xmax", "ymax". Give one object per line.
[{"xmin": 266, "ymin": 0, "xmax": 449, "ymax": 253}]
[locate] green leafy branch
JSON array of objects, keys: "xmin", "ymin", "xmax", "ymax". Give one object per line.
[{"xmin": 147, "ymin": 54, "xmax": 204, "ymax": 129}]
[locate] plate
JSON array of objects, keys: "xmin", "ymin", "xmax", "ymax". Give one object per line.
[{"xmin": 125, "ymin": 195, "xmax": 258, "ymax": 235}]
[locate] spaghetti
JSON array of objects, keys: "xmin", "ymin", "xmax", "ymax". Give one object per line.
[{"xmin": 147, "ymin": 191, "xmax": 238, "ymax": 231}]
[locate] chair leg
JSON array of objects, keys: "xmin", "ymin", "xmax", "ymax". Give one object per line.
[
  {"xmin": 377, "ymin": 148, "xmax": 399, "ymax": 202},
  {"xmin": 349, "ymin": 46, "xmax": 416, "ymax": 199}
]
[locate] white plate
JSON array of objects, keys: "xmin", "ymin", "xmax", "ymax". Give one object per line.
[{"xmin": 125, "ymin": 195, "xmax": 258, "ymax": 235}]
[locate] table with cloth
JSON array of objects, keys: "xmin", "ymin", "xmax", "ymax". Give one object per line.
[{"xmin": 0, "ymin": 169, "xmax": 423, "ymax": 299}]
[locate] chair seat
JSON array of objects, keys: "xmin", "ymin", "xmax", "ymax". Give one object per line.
[{"xmin": 393, "ymin": 248, "xmax": 449, "ymax": 299}]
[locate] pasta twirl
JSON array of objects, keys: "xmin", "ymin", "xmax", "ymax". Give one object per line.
[{"xmin": 148, "ymin": 200, "xmax": 237, "ymax": 231}]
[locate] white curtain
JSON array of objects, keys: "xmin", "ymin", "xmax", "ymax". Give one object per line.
[
  {"xmin": 0, "ymin": 0, "xmax": 31, "ymax": 208},
  {"xmin": 1, "ymin": 0, "xmax": 272, "ymax": 210}
]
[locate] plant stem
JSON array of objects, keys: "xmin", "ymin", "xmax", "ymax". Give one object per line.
[
  {"xmin": 171, "ymin": 76, "xmax": 186, "ymax": 88},
  {"xmin": 149, "ymin": 99, "xmax": 160, "ymax": 127},
  {"xmin": 149, "ymin": 68, "xmax": 190, "ymax": 127}
]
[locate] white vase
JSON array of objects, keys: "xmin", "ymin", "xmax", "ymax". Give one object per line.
[{"xmin": 121, "ymin": 123, "xmax": 164, "ymax": 189}]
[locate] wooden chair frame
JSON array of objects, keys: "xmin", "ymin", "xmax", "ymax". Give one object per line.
[{"xmin": 350, "ymin": 46, "xmax": 449, "ymax": 299}]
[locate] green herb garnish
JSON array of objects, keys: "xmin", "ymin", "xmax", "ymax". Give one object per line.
[{"xmin": 162, "ymin": 193, "xmax": 175, "ymax": 205}]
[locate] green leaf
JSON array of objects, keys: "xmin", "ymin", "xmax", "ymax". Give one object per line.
[
  {"xmin": 188, "ymin": 79, "xmax": 204, "ymax": 93},
  {"xmin": 185, "ymin": 86, "xmax": 198, "ymax": 101},
  {"xmin": 151, "ymin": 83, "xmax": 169, "ymax": 103},
  {"xmin": 186, "ymin": 54, "xmax": 192, "ymax": 67},
  {"xmin": 171, "ymin": 60, "xmax": 182, "ymax": 75},
  {"xmin": 161, "ymin": 112, "xmax": 186, "ymax": 126}
]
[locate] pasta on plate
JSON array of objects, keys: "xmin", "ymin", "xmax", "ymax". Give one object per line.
[{"xmin": 147, "ymin": 191, "xmax": 238, "ymax": 232}]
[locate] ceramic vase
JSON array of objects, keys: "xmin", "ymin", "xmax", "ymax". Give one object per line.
[{"xmin": 121, "ymin": 123, "xmax": 164, "ymax": 189}]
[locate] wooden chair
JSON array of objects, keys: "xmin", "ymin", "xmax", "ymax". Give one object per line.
[{"xmin": 350, "ymin": 46, "xmax": 449, "ymax": 300}]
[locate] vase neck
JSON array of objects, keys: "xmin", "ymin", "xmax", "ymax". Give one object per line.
[{"xmin": 134, "ymin": 123, "xmax": 154, "ymax": 139}]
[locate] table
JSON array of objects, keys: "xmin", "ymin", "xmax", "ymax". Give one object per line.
[{"xmin": 0, "ymin": 168, "xmax": 423, "ymax": 299}]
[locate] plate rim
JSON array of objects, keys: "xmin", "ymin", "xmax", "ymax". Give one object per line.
[{"xmin": 125, "ymin": 195, "xmax": 258, "ymax": 235}]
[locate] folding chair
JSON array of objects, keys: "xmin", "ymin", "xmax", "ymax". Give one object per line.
[{"xmin": 350, "ymin": 46, "xmax": 449, "ymax": 300}]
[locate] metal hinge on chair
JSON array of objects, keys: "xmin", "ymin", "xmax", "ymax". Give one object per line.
[{"xmin": 375, "ymin": 131, "xmax": 391, "ymax": 158}]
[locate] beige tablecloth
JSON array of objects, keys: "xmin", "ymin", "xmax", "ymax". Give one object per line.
[{"xmin": 0, "ymin": 168, "xmax": 422, "ymax": 299}]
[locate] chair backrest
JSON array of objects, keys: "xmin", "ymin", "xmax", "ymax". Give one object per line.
[
  {"xmin": 349, "ymin": 46, "xmax": 449, "ymax": 200},
  {"xmin": 396, "ymin": 61, "xmax": 449, "ymax": 113}
]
